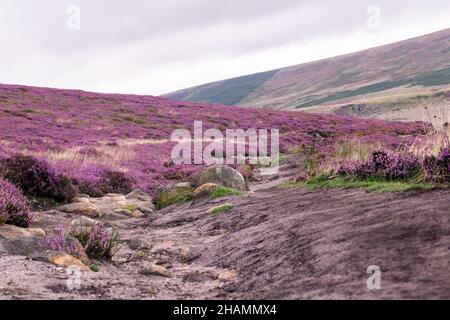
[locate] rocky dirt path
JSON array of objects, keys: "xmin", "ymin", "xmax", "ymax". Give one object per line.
[{"xmin": 1, "ymin": 163, "xmax": 449, "ymax": 300}]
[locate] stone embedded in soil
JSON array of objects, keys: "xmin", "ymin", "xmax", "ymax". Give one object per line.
[
  {"xmin": 57, "ymin": 190, "xmax": 155, "ymax": 220},
  {"xmin": 194, "ymin": 165, "xmax": 248, "ymax": 191},
  {"xmin": 183, "ymin": 271, "xmax": 217, "ymax": 283},
  {"xmin": 114, "ymin": 208, "xmax": 132, "ymax": 216},
  {"xmin": 218, "ymin": 270, "xmax": 239, "ymax": 282},
  {"xmin": 130, "ymin": 210, "xmax": 145, "ymax": 218},
  {"xmin": 48, "ymin": 251, "xmax": 89, "ymax": 271},
  {"xmin": 177, "ymin": 247, "xmax": 202, "ymax": 263},
  {"xmin": 58, "ymin": 202, "xmax": 100, "ymax": 218},
  {"xmin": 140, "ymin": 264, "xmax": 173, "ymax": 278},
  {"xmin": 125, "ymin": 189, "xmax": 152, "ymax": 201},
  {"xmin": 126, "ymin": 238, "xmax": 152, "ymax": 251},
  {"xmin": 0, "ymin": 225, "xmax": 46, "ymax": 257},
  {"xmin": 192, "ymin": 183, "xmax": 220, "ymax": 199}
]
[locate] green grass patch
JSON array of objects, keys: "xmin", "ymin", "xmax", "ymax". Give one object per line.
[
  {"xmin": 208, "ymin": 203, "xmax": 234, "ymax": 215},
  {"xmin": 209, "ymin": 186, "xmax": 242, "ymax": 200},
  {"xmin": 121, "ymin": 204, "xmax": 137, "ymax": 211},
  {"xmin": 89, "ymin": 264, "xmax": 100, "ymax": 272},
  {"xmin": 22, "ymin": 108, "xmax": 35, "ymax": 113},
  {"xmin": 281, "ymin": 175, "xmax": 440, "ymax": 193}
]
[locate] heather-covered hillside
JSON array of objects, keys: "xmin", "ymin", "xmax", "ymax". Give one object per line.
[
  {"xmin": 0, "ymin": 84, "xmax": 426, "ymax": 193},
  {"xmin": 165, "ymin": 29, "xmax": 450, "ymax": 111}
]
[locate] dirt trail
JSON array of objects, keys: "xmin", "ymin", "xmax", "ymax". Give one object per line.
[{"xmin": 1, "ymin": 165, "xmax": 449, "ymax": 299}]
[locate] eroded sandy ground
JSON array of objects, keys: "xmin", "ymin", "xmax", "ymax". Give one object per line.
[{"xmin": 1, "ymin": 166, "xmax": 449, "ymax": 300}]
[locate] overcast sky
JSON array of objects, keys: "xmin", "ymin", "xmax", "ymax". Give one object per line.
[{"xmin": 1, "ymin": 0, "xmax": 449, "ymax": 95}]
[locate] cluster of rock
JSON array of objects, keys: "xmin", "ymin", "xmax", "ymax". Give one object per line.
[
  {"xmin": 0, "ymin": 165, "xmax": 248, "ymax": 272},
  {"xmin": 58, "ymin": 189, "xmax": 155, "ymax": 219}
]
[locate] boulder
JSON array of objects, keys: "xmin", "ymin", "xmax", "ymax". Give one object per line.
[
  {"xmin": 58, "ymin": 202, "xmax": 100, "ymax": 218},
  {"xmin": 194, "ymin": 165, "xmax": 248, "ymax": 191},
  {"xmin": 154, "ymin": 183, "xmax": 194, "ymax": 209},
  {"xmin": 192, "ymin": 183, "xmax": 220, "ymax": 200},
  {"xmin": 0, "ymin": 225, "xmax": 46, "ymax": 257}
]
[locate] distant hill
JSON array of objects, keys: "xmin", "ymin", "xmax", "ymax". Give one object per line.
[{"xmin": 164, "ymin": 29, "xmax": 450, "ymax": 112}]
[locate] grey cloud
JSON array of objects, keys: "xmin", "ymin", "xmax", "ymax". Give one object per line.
[{"xmin": 0, "ymin": 0, "xmax": 449, "ymax": 94}]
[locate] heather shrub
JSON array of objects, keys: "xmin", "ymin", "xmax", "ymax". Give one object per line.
[
  {"xmin": 0, "ymin": 155, "xmax": 77, "ymax": 202},
  {"xmin": 70, "ymin": 224, "xmax": 120, "ymax": 260},
  {"xmin": 384, "ymin": 153, "xmax": 420, "ymax": 180},
  {"xmin": 0, "ymin": 178, "xmax": 32, "ymax": 227},
  {"xmin": 47, "ymin": 224, "xmax": 120, "ymax": 261},
  {"xmin": 423, "ymin": 148, "xmax": 450, "ymax": 182},
  {"xmin": 76, "ymin": 169, "xmax": 133, "ymax": 197},
  {"xmin": 46, "ymin": 225, "xmax": 86, "ymax": 258},
  {"xmin": 338, "ymin": 150, "xmax": 420, "ymax": 181}
]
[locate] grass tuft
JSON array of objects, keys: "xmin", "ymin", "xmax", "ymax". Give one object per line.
[
  {"xmin": 209, "ymin": 186, "xmax": 242, "ymax": 200},
  {"xmin": 208, "ymin": 203, "xmax": 234, "ymax": 215},
  {"xmin": 287, "ymin": 175, "xmax": 440, "ymax": 193}
]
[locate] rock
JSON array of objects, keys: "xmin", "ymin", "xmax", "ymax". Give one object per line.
[
  {"xmin": 174, "ymin": 182, "xmax": 193, "ymax": 188},
  {"xmin": 72, "ymin": 197, "xmax": 91, "ymax": 204},
  {"xmin": 100, "ymin": 212, "xmax": 126, "ymax": 220},
  {"xmin": 177, "ymin": 247, "xmax": 202, "ymax": 263},
  {"xmin": 135, "ymin": 204, "xmax": 154, "ymax": 214},
  {"xmin": 127, "ymin": 238, "xmax": 152, "ymax": 251},
  {"xmin": 70, "ymin": 216, "xmax": 98, "ymax": 234},
  {"xmin": 183, "ymin": 271, "xmax": 216, "ymax": 283},
  {"xmin": 114, "ymin": 208, "xmax": 132, "ymax": 216},
  {"xmin": 125, "ymin": 189, "xmax": 152, "ymax": 201},
  {"xmin": 0, "ymin": 225, "xmax": 46, "ymax": 257},
  {"xmin": 140, "ymin": 264, "xmax": 172, "ymax": 278},
  {"xmin": 61, "ymin": 190, "xmax": 155, "ymax": 220},
  {"xmin": 58, "ymin": 202, "xmax": 100, "ymax": 218},
  {"xmin": 218, "ymin": 270, "xmax": 239, "ymax": 282},
  {"xmin": 192, "ymin": 183, "xmax": 220, "ymax": 199},
  {"xmin": 71, "ymin": 216, "xmax": 97, "ymax": 227},
  {"xmin": 48, "ymin": 251, "xmax": 89, "ymax": 271},
  {"xmin": 194, "ymin": 165, "xmax": 248, "ymax": 191},
  {"xmin": 131, "ymin": 209, "xmax": 144, "ymax": 218},
  {"xmin": 154, "ymin": 183, "xmax": 194, "ymax": 209},
  {"xmin": 0, "ymin": 242, "xmax": 8, "ymax": 256},
  {"xmin": 105, "ymin": 193, "xmax": 124, "ymax": 198}
]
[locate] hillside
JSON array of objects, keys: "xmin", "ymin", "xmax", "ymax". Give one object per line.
[
  {"xmin": 0, "ymin": 84, "xmax": 448, "ymax": 300},
  {"xmin": 164, "ymin": 29, "xmax": 450, "ymax": 113},
  {"xmin": 0, "ymin": 83, "xmax": 425, "ymax": 193}
]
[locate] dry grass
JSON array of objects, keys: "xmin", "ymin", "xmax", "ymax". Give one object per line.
[
  {"xmin": 317, "ymin": 137, "xmax": 383, "ymax": 174},
  {"xmin": 22, "ymin": 144, "xmax": 136, "ymax": 173},
  {"xmin": 408, "ymin": 98, "xmax": 449, "ymax": 157}
]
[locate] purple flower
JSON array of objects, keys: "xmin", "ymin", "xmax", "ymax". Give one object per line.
[{"xmin": 0, "ymin": 178, "xmax": 32, "ymax": 227}]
